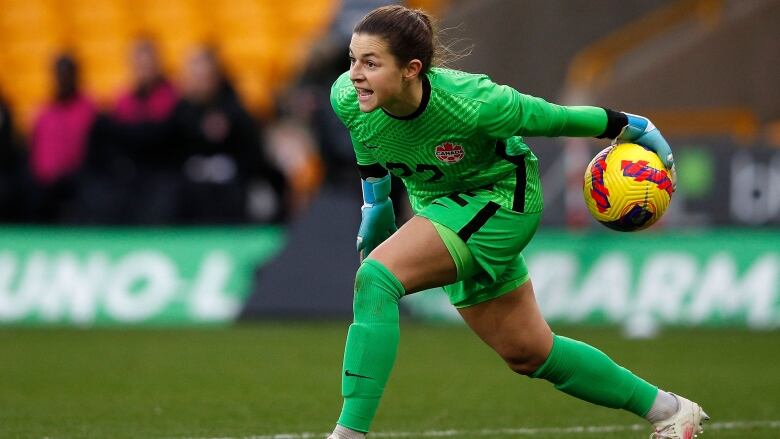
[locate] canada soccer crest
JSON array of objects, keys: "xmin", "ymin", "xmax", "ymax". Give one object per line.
[{"xmin": 435, "ymin": 142, "xmax": 465, "ymax": 164}]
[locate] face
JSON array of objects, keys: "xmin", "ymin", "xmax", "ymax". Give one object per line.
[
  {"xmin": 349, "ymin": 33, "xmax": 407, "ymax": 113},
  {"xmin": 182, "ymin": 48, "xmax": 220, "ymax": 102},
  {"xmin": 131, "ymin": 43, "xmax": 161, "ymax": 86}
]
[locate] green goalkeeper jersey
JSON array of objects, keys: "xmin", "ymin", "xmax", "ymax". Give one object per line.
[{"xmin": 330, "ymin": 67, "xmax": 608, "ymax": 213}]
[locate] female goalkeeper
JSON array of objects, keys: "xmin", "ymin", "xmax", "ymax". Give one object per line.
[{"xmin": 327, "ymin": 5, "xmax": 707, "ymax": 439}]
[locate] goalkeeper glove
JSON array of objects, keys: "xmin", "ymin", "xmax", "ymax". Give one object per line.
[
  {"xmin": 357, "ymin": 174, "xmax": 397, "ymax": 260},
  {"xmin": 617, "ymin": 112, "xmax": 677, "ymax": 189}
]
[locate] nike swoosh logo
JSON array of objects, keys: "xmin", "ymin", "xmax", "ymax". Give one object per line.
[
  {"xmin": 364, "ymin": 143, "xmax": 380, "ymax": 149},
  {"xmin": 432, "ymin": 201, "xmax": 449, "ymax": 208},
  {"xmin": 345, "ymin": 370, "xmax": 374, "ymax": 379}
]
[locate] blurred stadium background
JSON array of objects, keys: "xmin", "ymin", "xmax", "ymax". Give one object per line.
[{"xmin": 1, "ymin": 0, "xmax": 779, "ymax": 438}]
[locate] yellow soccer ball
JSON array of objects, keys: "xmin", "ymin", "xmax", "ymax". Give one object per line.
[{"xmin": 582, "ymin": 143, "xmax": 675, "ymax": 231}]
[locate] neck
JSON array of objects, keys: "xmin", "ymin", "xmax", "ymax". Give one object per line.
[{"xmin": 383, "ymin": 77, "xmax": 424, "ymax": 118}]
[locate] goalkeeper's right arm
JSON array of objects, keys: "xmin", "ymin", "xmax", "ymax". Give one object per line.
[{"xmin": 356, "ymin": 172, "xmax": 397, "ymax": 261}]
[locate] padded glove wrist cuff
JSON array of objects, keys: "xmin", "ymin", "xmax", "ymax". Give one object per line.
[
  {"xmin": 619, "ymin": 112, "xmax": 656, "ymax": 140},
  {"xmin": 361, "ymin": 174, "xmax": 392, "ymax": 205}
]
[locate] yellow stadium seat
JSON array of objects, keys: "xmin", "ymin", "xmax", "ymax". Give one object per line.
[
  {"xmin": 72, "ymin": 37, "xmax": 129, "ymax": 62},
  {"xmin": 137, "ymin": 0, "xmax": 207, "ymax": 30},
  {"xmin": 213, "ymin": 0, "xmax": 275, "ymax": 24},
  {"xmin": 67, "ymin": 8, "xmax": 134, "ymax": 40},
  {"xmin": 234, "ymin": 72, "xmax": 275, "ymax": 117},
  {"xmin": 265, "ymin": 37, "xmax": 311, "ymax": 88},
  {"xmin": 219, "ymin": 35, "xmax": 278, "ymax": 70},
  {"xmin": 156, "ymin": 38, "xmax": 213, "ymax": 75},
  {"xmin": 0, "ymin": 0, "xmax": 344, "ymax": 130},
  {"xmin": 3, "ymin": 38, "xmax": 63, "ymax": 74},
  {"xmin": 0, "ymin": 0, "xmax": 63, "ymax": 39},
  {"xmin": 281, "ymin": 0, "xmax": 338, "ymax": 39},
  {"xmin": 86, "ymin": 71, "xmax": 128, "ymax": 101},
  {"xmin": 6, "ymin": 72, "xmax": 51, "ymax": 121}
]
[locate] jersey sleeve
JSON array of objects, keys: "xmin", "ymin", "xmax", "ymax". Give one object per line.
[
  {"xmin": 349, "ymin": 132, "xmax": 377, "ymax": 166},
  {"xmin": 330, "ymin": 71, "xmax": 379, "ymax": 166},
  {"xmin": 476, "ymin": 77, "xmax": 608, "ymax": 139},
  {"xmin": 329, "ymin": 71, "xmax": 354, "ymax": 127}
]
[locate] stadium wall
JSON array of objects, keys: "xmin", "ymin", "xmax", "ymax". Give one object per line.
[
  {"xmin": 404, "ymin": 228, "xmax": 780, "ymax": 335},
  {"xmin": 1, "ymin": 202, "xmax": 778, "ymax": 330},
  {"xmin": 0, "ymin": 226, "xmax": 285, "ymax": 325}
]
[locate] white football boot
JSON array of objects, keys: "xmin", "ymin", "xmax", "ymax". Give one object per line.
[
  {"xmin": 649, "ymin": 394, "xmax": 710, "ymax": 438},
  {"xmin": 327, "ymin": 425, "xmax": 365, "ymax": 439},
  {"xmin": 327, "ymin": 433, "xmax": 364, "ymax": 439}
]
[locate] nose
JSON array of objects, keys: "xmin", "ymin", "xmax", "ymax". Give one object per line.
[{"xmin": 349, "ymin": 63, "xmax": 363, "ymax": 82}]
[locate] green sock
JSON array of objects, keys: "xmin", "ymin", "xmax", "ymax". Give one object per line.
[
  {"xmin": 531, "ymin": 335, "xmax": 658, "ymax": 416},
  {"xmin": 337, "ymin": 259, "xmax": 404, "ymax": 433}
]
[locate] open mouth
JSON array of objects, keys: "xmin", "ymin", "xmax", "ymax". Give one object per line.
[{"xmin": 356, "ymin": 87, "xmax": 374, "ymax": 102}]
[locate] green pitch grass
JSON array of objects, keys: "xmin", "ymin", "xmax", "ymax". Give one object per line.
[{"xmin": 1, "ymin": 323, "xmax": 779, "ymax": 439}]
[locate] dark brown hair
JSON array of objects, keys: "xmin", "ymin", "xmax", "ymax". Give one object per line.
[{"xmin": 354, "ymin": 5, "xmax": 437, "ymax": 73}]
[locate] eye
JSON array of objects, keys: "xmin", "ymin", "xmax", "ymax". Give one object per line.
[
  {"xmin": 366, "ymin": 61, "xmax": 376, "ymax": 68},
  {"xmin": 349, "ymin": 56, "xmax": 356, "ymax": 65}
]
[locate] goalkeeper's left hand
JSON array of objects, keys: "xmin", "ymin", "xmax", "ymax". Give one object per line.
[{"xmin": 617, "ymin": 113, "xmax": 677, "ymax": 189}]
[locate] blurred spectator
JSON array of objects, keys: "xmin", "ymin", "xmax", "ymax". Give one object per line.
[
  {"xmin": 169, "ymin": 46, "xmax": 287, "ymax": 224},
  {"xmin": 114, "ymin": 39, "xmax": 178, "ymax": 124},
  {"xmin": 29, "ymin": 54, "xmax": 97, "ymax": 222},
  {"xmin": 77, "ymin": 39, "xmax": 181, "ymax": 224},
  {"xmin": 0, "ymin": 91, "xmax": 26, "ymax": 222},
  {"xmin": 265, "ymin": 120, "xmax": 324, "ymax": 213}
]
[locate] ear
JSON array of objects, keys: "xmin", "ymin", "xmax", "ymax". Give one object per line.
[{"xmin": 402, "ymin": 59, "xmax": 423, "ymax": 81}]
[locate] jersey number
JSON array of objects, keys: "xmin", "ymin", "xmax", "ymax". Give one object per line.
[{"xmin": 386, "ymin": 162, "xmax": 444, "ymax": 182}]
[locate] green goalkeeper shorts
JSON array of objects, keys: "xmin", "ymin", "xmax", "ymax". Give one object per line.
[{"xmin": 417, "ymin": 186, "xmax": 542, "ymax": 308}]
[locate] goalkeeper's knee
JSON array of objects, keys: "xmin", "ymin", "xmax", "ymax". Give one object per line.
[{"xmin": 353, "ymin": 259, "xmax": 405, "ymax": 324}]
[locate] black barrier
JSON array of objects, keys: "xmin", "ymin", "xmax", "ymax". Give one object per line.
[{"xmin": 243, "ymin": 188, "xmax": 362, "ymax": 319}]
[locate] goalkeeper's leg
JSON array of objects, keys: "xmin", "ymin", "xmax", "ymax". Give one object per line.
[
  {"xmin": 459, "ymin": 280, "xmax": 685, "ymax": 419},
  {"xmin": 330, "ymin": 216, "xmax": 457, "ymax": 438}
]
